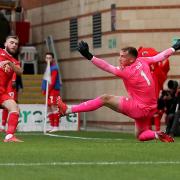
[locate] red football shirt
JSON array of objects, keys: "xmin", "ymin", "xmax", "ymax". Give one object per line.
[{"xmin": 0, "ymin": 48, "xmax": 20, "ymax": 94}]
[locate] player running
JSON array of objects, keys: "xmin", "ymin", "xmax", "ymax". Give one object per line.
[
  {"xmin": 0, "ymin": 35, "xmax": 23, "ymax": 142},
  {"xmin": 57, "ymin": 40, "xmax": 180, "ymax": 143}
]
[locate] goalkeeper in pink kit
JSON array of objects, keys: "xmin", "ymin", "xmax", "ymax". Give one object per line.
[{"xmin": 58, "ymin": 40, "xmax": 180, "ymax": 142}]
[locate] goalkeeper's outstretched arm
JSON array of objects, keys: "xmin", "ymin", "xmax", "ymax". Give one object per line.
[
  {"xmin": 145, "ymin": 39, "xmax": 180, "ymax": 64},
  {"xmin": 77, "ymin": 40, "xmax": 120, "ymax": 76}
]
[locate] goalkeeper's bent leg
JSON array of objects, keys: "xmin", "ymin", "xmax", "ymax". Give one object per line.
[
  {"xmin": 71, "ymin": 97, "xmax": 103, "ymax": 113},
  {"xmin": 138, "ymin": 130, "xmax": 156, "ymax": 141},
  {"xmin": 57, "ymin": 96, "xmax": 104, "ymax": 116}
]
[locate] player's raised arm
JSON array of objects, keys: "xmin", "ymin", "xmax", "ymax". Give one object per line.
[
  {"xmin": 145, "ymin": 39, "xmax": 180, "ymax": 64},
  {"xmin": 78, "ymin": 41, "xmax": 93, "ymax": 60},
  {"xmin": 78, "ymin": 41, "xmax": 119, "ymax": 76}
]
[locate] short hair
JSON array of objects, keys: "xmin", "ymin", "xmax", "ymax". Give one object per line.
[
  {"xmin": 167, "ymin": 80, "xmax": 178, "ymax": 90},
  {"xmin": 6, "ymin": 35, "xmax": 19, "ymax": 42},
  {"xmin": 45, "ymin": 52, "xmax": 54, "ymax": 58},
  {"xmin": 121, "ymin": 47, "xmax": 138, "ymax": 58}
]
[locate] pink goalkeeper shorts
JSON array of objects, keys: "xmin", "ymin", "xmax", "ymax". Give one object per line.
[{"xmin": 118, "ymin": 96, "xmax": 156, "ymax": 120}]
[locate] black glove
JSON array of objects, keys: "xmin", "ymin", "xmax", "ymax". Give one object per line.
[
  {"xmin": 78, "ymin": 41, "xmax": 93, "ymax": 60},
  {"xmin": 172, "ymin": 39, "xmax": 180, "ymax": 51}
]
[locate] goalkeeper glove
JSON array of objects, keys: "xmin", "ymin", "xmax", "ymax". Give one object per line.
[
  {"xmin": 78, "ymin": 41, "xmax": 93, "ymax": 60},
  {"xmin": 172, "ymin": 39, "xmax": 180, "ymax": 51}
]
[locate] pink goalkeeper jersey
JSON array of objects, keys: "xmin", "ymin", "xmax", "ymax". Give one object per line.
[{"xmin": 92, "ymin": 48, "xmax": 174, "ymax": 109}]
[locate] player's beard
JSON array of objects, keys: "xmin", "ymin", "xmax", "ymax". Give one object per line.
[{"xmin": 5, "ymin": 46, "xmax": 17, "ymax": 56}]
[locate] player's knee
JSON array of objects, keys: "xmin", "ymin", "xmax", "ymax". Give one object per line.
[
  {"xmin": 100, "ymin": 94, "xmax": 112, "ymax": 103},
  {"xmin": 8, "ymin": 104, "xmax": 20, "ymax": 113},
  {"xmin": 137, "ymin": 133, "xmax": 145, "ymax": 141}
]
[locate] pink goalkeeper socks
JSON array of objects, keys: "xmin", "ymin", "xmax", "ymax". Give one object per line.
[
  {"xmin": 138, "ymin": 130, "xmax": 156, "ymax": 141},
  {"xmin": 71, "ymin": 97, "xmax": 103, "ymax": 113}
]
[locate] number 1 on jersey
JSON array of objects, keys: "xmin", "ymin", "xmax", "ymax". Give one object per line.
[{"xmin": 140, "ymin": 70, "xmax": 151, "ymax": 86}]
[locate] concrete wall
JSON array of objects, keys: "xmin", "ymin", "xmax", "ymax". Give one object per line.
[{"xmin": 22, "ymin": 0, "xmax": 180, "ymax": 130}]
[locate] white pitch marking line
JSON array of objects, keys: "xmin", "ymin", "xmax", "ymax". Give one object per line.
[
  {"xmin": 45, "ymin": 133, "xmax": 124, "ymax": 141},
  {"xmin": 17, "ymin": 133, "xmax": 124, "ymax": 141},
  {"xmin": 0, "ymin": 161, "xmax": 180, "ymax": 166},
  {"xmin": 17, "ymin": 132, "xmax": 124, "ymax": 140}
]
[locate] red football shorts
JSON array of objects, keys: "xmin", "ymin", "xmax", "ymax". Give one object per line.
[{"xmin": 8, "ymin": 90, "xmax": 17, "ymax": 101}]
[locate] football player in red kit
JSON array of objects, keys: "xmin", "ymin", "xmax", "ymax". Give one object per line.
[
  {"xmin": 0, "ymin": 72, "xmax": 17, "ymax": 132},
  {"xmin": 42, "ymin": 52, "xmax": 61, "ymax": 132},
  {"xmin": 0, "ymin": 35, "xmax": 23, "ymax": 142}
]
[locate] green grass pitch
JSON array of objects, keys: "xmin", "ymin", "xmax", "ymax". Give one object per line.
[{"xmin": 0, "ymin": 131, "xmax": 180, "ymax": 180}]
